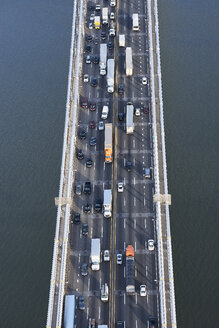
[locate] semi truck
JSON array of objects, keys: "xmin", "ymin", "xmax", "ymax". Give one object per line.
[
  {"xmin": 99, "ymin": 43, "xmax": 107, "ymax": 76},
  {"xmin": 64, "ymin": 295, "xmax": 75, "ymax": 328},
  {"xmin": 102, "ymin": 7, "xmax": 108, "ymax": 25},
  {"xmin": 126, "ymin": 102, "xmax": 134, "ymax": 134},
  {"xmin": 107, "ymin": 59, "xmax": 114, "ymax": 93},
  {"xmin": 103, "ymin": 189, "xmax": 112, "ymax": 218},
  {"xmin": 125, "ymin": 47, "xmax": 133, "ymax": 76},
  {"xmin": 101, "ymin": 283, "xmax": 109, "ymax": 302},
  {"xmin": 90, "ymin": 239, "xmax": 101, "ymax": 271},
  {"xmin": 105, "ymin": 123, "xmax": 112, "ymax": 163},
  {"xmin": 94, "ymin": 16, "xmax": 100, "ymax": 29},
  {"xmin": 126, "ymin": 245, "xmax": 135, "ymax": 294}
]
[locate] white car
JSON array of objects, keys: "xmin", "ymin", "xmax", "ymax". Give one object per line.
[
  {"xmin": 98, "ymin": 121, "xmax": 104, "ymax": 131},
  {"xmin": 142, "ymin": 76, "xmax": 147, "ymax": 85},
  {"xmin": 148, "ymin": 239, "xmax": 155, "ymax": 251},
  {"xmin": 118, "ymin": 182, "xmax": 124, "ymax": 192},
  {"xmin": 110, "ymin": 12, "xmax": 115, "ymax": 20},
  {"xmin": 140, "ymin": 285, "xmax": 147, "ymax": 296},
  {"xmin": 116, "ymin": 253, "xmax": 122, "ymax": 265},
  {"xmin": 89, "ymin": 22, "xmax": 93, "ymax": 30},
  {"xmin": 90, "ymin": 13, "xmax": 95, "ymax": 21},
  {"xmin": 84, "ymin": 74, "xmax": 89, "ymax": 83},
  {"xmin": 104, "ymin": 250, "xmax": 110, "ymax": 261},
  {"xmin": 135, "ymin": 108, "xmax": 141, "ymax": 116}
]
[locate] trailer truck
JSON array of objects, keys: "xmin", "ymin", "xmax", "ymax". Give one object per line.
[
  {"xmin": 90, "ymin": 239, "xmax": 101, "ymax": 270},
  {"xmin": 103, "ymin": 189, "xmax": 112, "ymax": 218},
  {"xmin": 126, "ymin": 102, "xmax": 134, "ymax": 134},
  {"xmin": 107, "ymin": 59, "xmax": 114, "ymax": 93},
  {"xmin": 99, "ymin": 43, "xmax": 107, "ymax": 75},
  {"xmin": 64, "ymin": 295, "xmax": 75, "ymax": 328},
  {"xmin": 126, "ymin": 245, "xmax": 135, "ymax": 294},
  {"xmin": 125, "ymin": 47, "xmax": 133, "ymax": 76},
  {"xmin": 102, "ymin": 7, "xmax": 108, "ymax": 25},
  {"xmin": 105, "ymin": 123, "xmax": 112, "ymax": 163}
]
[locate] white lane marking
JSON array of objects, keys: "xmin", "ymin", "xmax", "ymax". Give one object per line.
[
  {"xmin": 135, "ymin": 267, "xmax": 137, "ymax": 277},
  {"xmin": 124, "ymin": 218, "xmax": 126, "ymax": 229},
  {"xmin": 101, "ymin": 225, "xmax": 103, "ymax": 238},
  {"xmin": 133, "ymin": 139, "xmax": 135, "ymax": 148},
  {"xmin": 124, "ymin": 293, "xmax": 126, "ymax": 305},
  {"xmin": 136, "ymin": 319, "xmax": 138, "ymax": 328},
  {"xmin": 134, "ymin": 177, "xmax": 136, "ymax": 185},
  {"xmin": 124, "ymin": 139, "xmax": 126, "ymax": 147},
  {"xmin": 134, "ymin": 218, "xmax": 136, "ymax": 229},
  {"xmin": 145, "ymin": 240, "xmax": 147, "ymax": 248},
  {"xmin": 124, "ymin": 177, "xmax": 126, "ymax": 185},
  {"xmin": 87, "ymin": 307, "xmax": 89, "ymax": 319},
  {"xmin": 135, "ymin": 241, "xmax": 136, "ymax": 252},
  {"xmin": 86, "ymin": 143, "xmax": 88, "ymax": 151},
  {"xmin": 77, "ymin": 279, "xmax": 79, "ymax": 283},
  {"xmin": 124, "ymin": 197, "xmax": 126, "ymax": 206},
  {"xmin": 144, "ymin": 197, "xmax": 146, "ymax": 206},
  {"xmin": 124, "ymin": 242, "xmax": 126, "ymax": 250},
  {"xmin": 133, "ymin": 158, "xmax": 135, "ymax": 165},
  {"xmin": 99, "ymin": 306, "xmax": 101, "ymax": 319},
  {"xmin": 78, "ymin": 254, "xmax": 81, "ymax": 263},
  {"xmin": 135, "ymin": 294, "xmax": 137, "ymax": 304},
  {"xmin": 124, "ymin": 321, "xmax": 126, "ymax": 328},
  {"xmin": 100, "ymin": 277, "xmax": 102, "ymax": 288},
  {"xmin": 91, "ymin": 226, "xmax": 93, "ymax": 237},
  {"xmin": 124, "ymin": 266, "xmax": 126, "ymax": 278},
  {"xmin": 134, "ymin": 197, "xmax": 136, "ymax": 206},
  {"xmin": 145, "ymin": 218, "xmax": 147, "ymax": 228},
  {"xmin": 124, "ymin": 158, "xmax": 126, "ymax": 167},
  {"xmin": 88, "ymin": 277, "xmax": 90, "ymax": 291},
  {"xmin": 147, "ymin": 294, "xmax": 149, "ymax": 304},
  {"xmin": 146, "ymin": 265, "xmax": 148, "ymax": 277},
  {"xmin": 94, "ymin": 161, "xmax": 96, "ymax": 170},
  {"xmin": 103, "ymin": 161, "xmax": 105, "ymax": 171}
]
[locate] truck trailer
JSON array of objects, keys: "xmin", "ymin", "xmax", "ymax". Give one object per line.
[
  {"xmin": 103, "ymin": 189, "xmax": 112, "ymax": 218},
  {"xmin": 105, "ymin": 123, "xmax": 112, "ymax": 163},
  {"xmin": 126, "ymin": 245, "xmax": 135, "ymax": 294},
  {"xmin": 90, "ymin": 239, "xmax": 101, "ymax": 270},
  {"xmin": 64, "ymin": 295, "xmax": 75, "ymax": 328},
  {"xmin": 125, "ymin": 47, "xmax": 133, "ymax": 76},
  {"xmin": 99, "ymin": 43, "xmax": 107, "ymax": 75},
  {"xmin": 107, "ymin": 59, "xmax": 114, "ymax": 93},
  {"xmin": 126, "ymin": 102, "xmax": 134, "ymax": 134},
  {"xmin": 102, "ymin": 7, "xmax": 108, "ymax": 25}
]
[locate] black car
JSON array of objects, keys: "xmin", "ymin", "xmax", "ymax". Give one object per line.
[
  {"xmin": 88, "ymin": 2, "xmax": 95, "ymax": 11},
  {"xmin": 73, "ymin": 213, "xmax": 80, "ymax": 224},
  {"xmin": 83, "ymin": 203, "xmax": 91, "ymax": 213},
  {"xmin": 118, "ymin": 84, "xmax": 124, "ymax": 95},
  {"xmin": 148, "ymin": 317, "xmax": 158, "ymax": 328},
  {"xmin": 94, "ymin": 37, "xmax": 99, "ymax": 45},
  {"xmin": 101, "ymin": 31, "xmax": 106, "ymax": 40},
  {"xmin": 77, "ymin": 149, "xmax": 84, "ymax": 160},
  {"xmin": 79, "ymin": 129, "xmax": 86, "ymax": 140},
  {"xmin": 83, "ymin": 182, "xmax": 91, "ymax": 195},
  {"xmin": 78, "ymin": 296, "xmax": 85, "ymax": 310},
  {"xmin": 116, "ymin": 322, "xmax": 124, "ymax": 328},
  {"xmin": 93, "ymin": 55, "xmax": 99, "ymax": 64},
  {"xmin": 94, "ymin": 199, "xmax": 102, "ymax": 212},
  {"xmin": 81, "ymin": 263, "xmax": 88, "ymax": 276},
  {"xmin": 82, "ymin": 223, "xmax": 88, "ymax": 236},
  {"xmin": 126, "ymin": 161, "xmax": 132, "ymax": 171},
  {"xmin": 86, "ymin": 34, "xmax": 93, "ymax": 42},
  {"xmin": 91, "ymin": 77, "xmax": 98, "ymax": 87},
  {"xmin": 90, "ymin": 137, "xmax": 96, "ymax": 146},
  {"xmin": 108, "ymin": 41, "xmax": 113, "ymax": 50},
  {"xmin": 86, "ymin": 157, "xmax": 93, "ymax": 168},
  {"xmin": 85, "ymin": 45, "xmax": 92, "ymax": 53},
  {"xmin": 118, "ymin": 112, "xmax": 124, "ymax": 121}
]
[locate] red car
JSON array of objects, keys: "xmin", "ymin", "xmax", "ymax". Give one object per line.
[
  {"xmin": 89, "ymin": 102, "xmax": 96, "ymax": 111},
  {"xmin": 89, "ymin": 120, "xmax": 95, "ymax": 129}
]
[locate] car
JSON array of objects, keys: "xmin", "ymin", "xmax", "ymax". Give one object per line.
[
  {"xmin": 90, "ymin": 136, "xmax": 96, "ymax": 146},
  {"xmin": 81, "ymin": 263, "xmax": 88, "ymax": 276},
  {"xmin": 110, "ymin": 12, "xmax": 115, "ymax": 20},
  {"xmin": 108, "ymin": 41, "xmax": 113, "ymax": 50},
  {"xmin": 75, "ymin": 183, "xmax": 82, "ymax": 195},
  {"xmin": 73, "ymin": 213, "xmax": 80, "ymax": 224},
  {"xmin": 140, "ymin": 285, "xmax": 147, "ymax": 296},
  {"xmin": 79, "ymin": 129, "xmax": 86, "ymax": 140},
  {"xmin": 78, "ymin": 296, "xmax": 85, "ymax": 310},
  {"xmin": 93, "ymin": 55, "xmax": 99, "ymax": 64},
  {"xmin": 90, "ymin": 13, "xmax": 95, "ymax": 21},
  {"xmin": 85, "ymin": 55, "xmax": 91, "ymax": 64},
  {"xmin": 84, "ymin": 74, "xmax": 89, "ymax": 83},
  {"xmin": 104, "ymin": 250, "xmax": 110, "ymax": 261},
  {"xmin": 80, "ymin": 96, "xmax": 88, "ymax": 108},
  {"xmin": 148, "ymin": 239, "xmax": 155, "ymax": 251},
  {"xmin": 77, "ymin": 149, "xmax": 84, "ymax": 160},
  {"xmin": 142, "ymin": 76, "xmax": 147, "ymax": 85},
  {"xmin": 95, "ymin": 4, "xmax": 100, "ymax": 11},
  {"xmin": 148, "ymin": 317, "xmax": 158, "ymax": 328},
  {"xmin": 82, "ymin": 223, "xmax": 88, "ymax": 236},
  {"xmin": 126, "ymin": 161, "xmax": 132, "ymax": 172},
  {"xmin": 98, "ymin": 121, "xmax": 104, "ymax": 131},
  {"xmin": 117, "ymin": 182, "xmax": 124, "ymax": 192},
  {"xmin": 86, "ymin": 34, "xmax": 93, "ymax": 42},
  {"xmin": 94, "ymin": 37, "xmax": 99, "ymax": 45},
  {"xmin": 118, "ymin": 84, "xmax": 124, "ymax": 95},
  {"xmin": 116, "ymin": 253, "xmax": 122, "ymax": 265},
  {"xmin": 116, "ymin": 322, "xmax": 124, "ymax": 328},
  {"xmin": 94, "ymin": 199, "xmax": 102, "ymax": 212},
  {"xmin": 89, "ymin": 120, "xmax": 95, "ymax": 129},
  {"xmin": 85, "ymin": 45, "xmax": 92, "ymax": 52},
  {"xmin": 83, "ymin": 203, "xmax": 91, "ymax": 213},
  {"xmin": 86, "ymin": 157, "xmax": 93, "ymax": 168},
  {"xmin": 101, "ymin": 31, "xmax": 106, "ymax": 40},
  {"xmin": 91, "ymin": 77, "xmax": 98, "ymax": 87},
  {"xmin": 118, "ymin": 112, "xmax": 124, "ymax": 121},
  {"xmin": 88, "ymin": 318, "xmax": 96, "ymax": 328},
  {"xmin": 89, "ymin": 22, "xmax": 93, "ymax": 29},
  {"xmin": 143, "ymin": 167, "xmax": 151, "ymax": 179},
  {"xmin": 83, "ymin": 181, "xmax": 91, "ymax": 195},
  {"xmin": 135, "ymin": 108, "xmax": 141, "ymax": 116},
  {"xmin": 89, "ymin": 102, "xmax": 96, "ymax": 111}
]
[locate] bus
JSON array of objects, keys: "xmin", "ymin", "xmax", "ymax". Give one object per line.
[{"xmin": 132, "ymin": 13, "xmax": 139, "ymax": 31}]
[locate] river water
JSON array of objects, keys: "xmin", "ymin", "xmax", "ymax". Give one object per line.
[{"xmin": 0, "ymin": 0, "xmax": 218, "ymax": 327}]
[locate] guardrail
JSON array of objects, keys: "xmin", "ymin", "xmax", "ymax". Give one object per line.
[{"xmin": 46, "ymin": 0, "xmax": 78, "ymax": 327}]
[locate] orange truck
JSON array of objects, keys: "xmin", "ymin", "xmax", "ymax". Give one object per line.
[
  {"xmin": 104, "ymin": 123, "xmax": 112, "ymax": 163},
  {"xmin": 126, "ymin": 245, "xmax": 135, "ymax": 294}
]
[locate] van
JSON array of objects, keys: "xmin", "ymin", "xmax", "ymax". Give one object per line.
[
  {"xmin": 119, "ymin": 34, "xmax": 125, "ymax": 47},
  {"xmin": 101, "ymin": 105, "xmax": 109, "ymax": 119},
  {"xmin": 132, "ymin": 13, "xmax": 139, "ymax": 31},
  {"xmin": 110, "ymin": 0, "xmax": 116, "ymax": 7}
]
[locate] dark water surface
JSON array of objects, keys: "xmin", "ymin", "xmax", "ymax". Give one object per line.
[{"xmin": 0, "ymin": 0, "xmax": 218, "ymax": 327}]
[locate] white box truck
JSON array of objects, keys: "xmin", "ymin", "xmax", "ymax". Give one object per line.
[
  {"xmin": 100, "ymin": 43, "xmax": 107, "ymax": 75},
  {"xmin": 126, "ymin": 102, "xmax": 134, "ymax": 134},
  {"xmin": 132, "ymin": 13, "xmax": 139, "ymax": 31},
  {"xmin": 90, "ymin": 239, "xmax": 101, "ymax": 271},
  {"xmin": 126, "ymin": 47, "xmax": 133, "ymax": 76},
  {"xmin": 102, "ymin": 7, "xmax": 108, "ymax": 25},
  {"xmin": 103, "ymin": 189, "xmax": 112, "ymax": 218},
  {"xmin": 119, "ymin": 34, "xmax": 125, "ymax": 47},
  {"xmin": 107, "ymin": 59, "xmax": 114, "ymax": 93}
]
